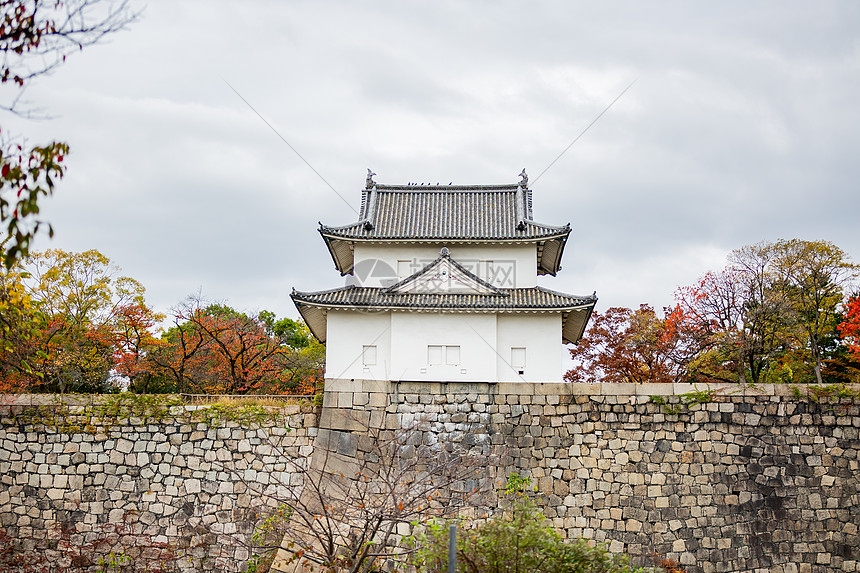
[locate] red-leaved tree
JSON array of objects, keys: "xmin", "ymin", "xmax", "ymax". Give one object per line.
[
  {"xmin": 142, "ymin": 298, "xmax": 322, "ymax": 395},
  {"xmin": 565, "ymin": 304, "xmax": 697, "ymax": 384},
  {"xmin": 839, "ymin": 294, "xmax": 860, "ymax": 362}
]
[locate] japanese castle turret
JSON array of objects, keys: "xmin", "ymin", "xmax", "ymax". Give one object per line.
[{"xmin": 291, "ymin": 170, "xmax": 597, "ymax": 383}]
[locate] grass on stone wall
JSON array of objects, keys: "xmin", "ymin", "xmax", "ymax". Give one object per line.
[
  {"xmin": 790, "ymin": 382, "xmax": 860, "ymax": 401},
  {"xmin": 649, "ymin": 388, "xmax": 716, "ymax": 415},
  {"xmin": 0, "ymin": 392, "xmax": 310, "ymax": 433}
]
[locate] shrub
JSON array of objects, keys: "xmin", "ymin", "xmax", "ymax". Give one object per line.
[{"xmin": 411, "ymin": 497, "xmax": 653, "ymax": 573}]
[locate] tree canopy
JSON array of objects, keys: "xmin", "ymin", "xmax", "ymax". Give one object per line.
[
  {"xmin": 569, "ymin": 239, "xmax": 859, "ymax": 386},
  {"xmin": 0, "ymin": 249, "xmax": 323, "ymax": 395},
  {"xmin": 141, "ymin": 297, "xmax": 323, "ymax": 395}
]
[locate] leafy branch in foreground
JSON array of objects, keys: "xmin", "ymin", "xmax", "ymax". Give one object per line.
[
  {"xmin": 0, "ymin": 139, "xmax": 68, "ymax": 268},
  {"xmin": 411, "ymin": 474, "xmax": 655, "ymax": 573},
  {"xmin": 1, "ymin": 0, "xmax": 139, "ymax": 267},
  {"xmin": 1, "ymin": 0, "xmax": 139, "ymax": 104}
]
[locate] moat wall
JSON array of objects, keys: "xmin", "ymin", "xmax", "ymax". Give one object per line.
[
  {"xmin": 0, "ymin": 399, "xmax": 318, "ymax": 571},
  {"xmin": 318, "ymin": 380, "xmax": 860, "ymax": 573},
  {"xmin": 2, "ymin": 383, "xmax": 859, "ymax": 573}
]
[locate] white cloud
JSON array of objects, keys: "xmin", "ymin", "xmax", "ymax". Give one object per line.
[{"xmin": 4, "ymin": 0, "xmax": 858, "ymax": 331}]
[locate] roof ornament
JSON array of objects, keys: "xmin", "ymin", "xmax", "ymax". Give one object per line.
[
  {"xmin": 440, "ymin": 246, "xmax": 450, "ymax": 256},
  {"xmin": 366, "ymin": 168, "xmax": 376, "ymax": 189},
  {"xmin": 519, "ymin": 168, "xmax": 528, "ymax": 187}
]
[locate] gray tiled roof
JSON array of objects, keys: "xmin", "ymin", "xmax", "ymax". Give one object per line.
[
  {"xmin": 292, "ymin": 285, "xmax": 595, "ymax": 310},
  {"xmin": 321, "ymin": 183, "xmax": 569, "ymax": 241},
  {"xmin": 291, "ymin": 285, "xmax": 597, "ymax": 344},
  {"xmin": 319, "ymin": 178, "xmax": 571, "ymax": 276}
]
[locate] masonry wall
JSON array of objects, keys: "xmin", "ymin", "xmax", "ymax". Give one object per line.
[
  {"xmin": 0, "ymin": 401, "xmax": 318, "ymax": 572},
  {"xmin": 3, "ymin": 385, "xmax": 859, "ymax": 573},
  {"xmin": 321, "ymin": 380, "xmax": 860, "ymax": 573}
]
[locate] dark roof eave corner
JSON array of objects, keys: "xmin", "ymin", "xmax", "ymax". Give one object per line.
[
  {"xmin": 317, "ymin": 228, "xmax": 353, "ymax": 275},
  {"xmin": 290, "ymin": 298, "xmax": 328, "ymax": 343},
  {"xmin": 563, "ymin": 292, "xmax": 597, "ymax": 345},
  {"xmin": 539, "ymin": 233, "xmax": 570, "ymax": 276}
]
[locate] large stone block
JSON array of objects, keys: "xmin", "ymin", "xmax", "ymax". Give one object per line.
[{"xmin": 318, "ymin": 407, "xmax": 371, "ymax": 432}]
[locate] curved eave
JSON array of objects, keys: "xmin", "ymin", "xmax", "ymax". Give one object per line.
[
  {"xmin": 561, "ymin": 302, "xmax": 596, "ymax": 344},
  {"xmin": 537, "ymin": 234, "xmax": 569, "ymax": 277},
  {"xmin": 319, "ymin": 230, "xmax": 355, "ymax": 276},
  {"xmin": 292, "ymin": 300, "xmax": 329, "ymax": 343},
  {"xmin": 318, "ymin": 229, "xmax": 570, "ymax": 243},
  {"xmin": 318, "ymin": 228, "xmax": 571, "ymax": 276},
  {"xmin": 291, "ymin": 288, "xmax": 596, "ymax": 345}
]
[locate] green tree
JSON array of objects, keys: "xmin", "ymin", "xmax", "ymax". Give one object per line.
[
  {"xmin": 413, "ymin": 494, "xmax": 648, "ymax": 573},
  {"xmin": 676, "ymin": 240, "xmax": 858, "ymax": 385},
  {"xmin": 677, "ymin": 245, "xmax": 791, "ymax": 385},
  {"xmin": 768, "ymin": 239, "xmax": 858, "ymax": 384}
]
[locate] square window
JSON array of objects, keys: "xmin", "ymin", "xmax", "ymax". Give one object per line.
[
  {"xmin": 397, "ymin": 260, "xmax": 413, "ymax": 279},
  {"xmin": 484, "ymin": 260, "xmax": 494, "ymax": 281},
  {"xmin": 446, "ymin": 346, "xmax": 460, "ymax": 366},
  {"xmin": 428, "ymin": 345, "xmax": 443, "ymax": 366},
  {"xmin": 511, "ymin": 347, "xmax": 526, "ymax": 369},
  {"xmin": 362, "ymin": 345, "xmax": 377, "ymax": 366}
]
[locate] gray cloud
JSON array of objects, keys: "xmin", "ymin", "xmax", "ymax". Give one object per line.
[{"xmin": 5, "ymin": 0, "xmax": 859, "ymax": 329}]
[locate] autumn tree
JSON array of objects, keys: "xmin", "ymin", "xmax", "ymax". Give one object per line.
[
  {"xmin": 143, "ymin": 297, "xmax": 322, "ymax": 395},
  {"xmin": 565, "ymin": 304, "xmax": 696, "ymax": 384},
  {"xmin": 676, "ymin": 245, "xmax": 792, "ymax": 385},
  {"xmin": 110, "ymin": 301, "xmax": 164, "ymax": 387},
  {"xmin": 767, "ymin": 239, "xmax": 858, "ymax": 384},
  {"xmin": 840, "ymin": 294, "xmax": 860, "ymax": 362},
  {"xmin": 0, "ymin": 248, "xmax": 161, "ymax": 392},
  {"xmin": 676, "ymin": 240, "xmax": 857, "ymax": 385},
  {"xmin": 0, "ymin": 262, "xmax": 36, "ymax": 391},
  {"xmin": 1, "ymin": 0, "xmax": 137, "ymax": 268}
]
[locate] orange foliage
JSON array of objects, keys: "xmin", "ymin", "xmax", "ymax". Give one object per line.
[
  {"xmin": 653, "ymin": 555, "xmax": 688, "ymax": 573},
  {"xmin": 566, "ymin": 304, "xmax": 699, "ymax": 384},
  {"xmin": 840, "ymin": 295, "xmax": 860, "ymax": 361},
  {"xmin": 142, "ymin": 301, "xmax": 323, "ymax": 395}
]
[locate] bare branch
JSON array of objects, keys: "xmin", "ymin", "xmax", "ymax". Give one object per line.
[
  {"xmin": 1, "ymin": 0, "xmax": 140, "ymax": 113},
  {"xmin": 215, "ymin": 413, "xmax": 492, "ymax": 572}
]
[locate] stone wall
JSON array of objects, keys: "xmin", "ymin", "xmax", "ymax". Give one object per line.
[
  {"xmin": 3, "ymin": 384, "xmax": 859, "ymax": 573},
  {"xmin": 0, "ymin": 400, "xmax": 318, "ymax": 572},
  {"xmin": 319, "ymin": 380, "xmax": 860, "ymax": 573}
]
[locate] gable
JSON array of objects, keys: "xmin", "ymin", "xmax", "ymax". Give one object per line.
[{"xmin": 386, "ymin": 250, "xmax": 504, "ymax": 295}]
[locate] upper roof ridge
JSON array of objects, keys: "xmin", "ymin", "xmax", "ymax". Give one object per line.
[
  {"xmin": 375, "ymin": 183, "xmax": 521, "ymax": 191},
  {"xmin": 318, "ymin": 169, "xmax": 571, "ymax": 276}
]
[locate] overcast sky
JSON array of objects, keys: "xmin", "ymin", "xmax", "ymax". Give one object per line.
[{"xmin": 6, "ymin": 1, "xmax": 860, "ymax": 338}]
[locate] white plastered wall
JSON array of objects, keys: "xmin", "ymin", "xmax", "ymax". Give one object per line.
[
  {"xmin": 390, "ymin": 312, "xmax": 497, "ymax": 382},
  {"xmin": 352, "ymin": 244, "xmax": 537, "ymax": 288},
  {"xmin": 325, "ymin": 309, "xmax": 563, "ymax": 383},
  {"xmin": 325, "ymin": 310, "xmax": 392, "ymax": 380},
  {"xmin": 496, "ymin": 313, "xmax": 563, "ymax": 382}
]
